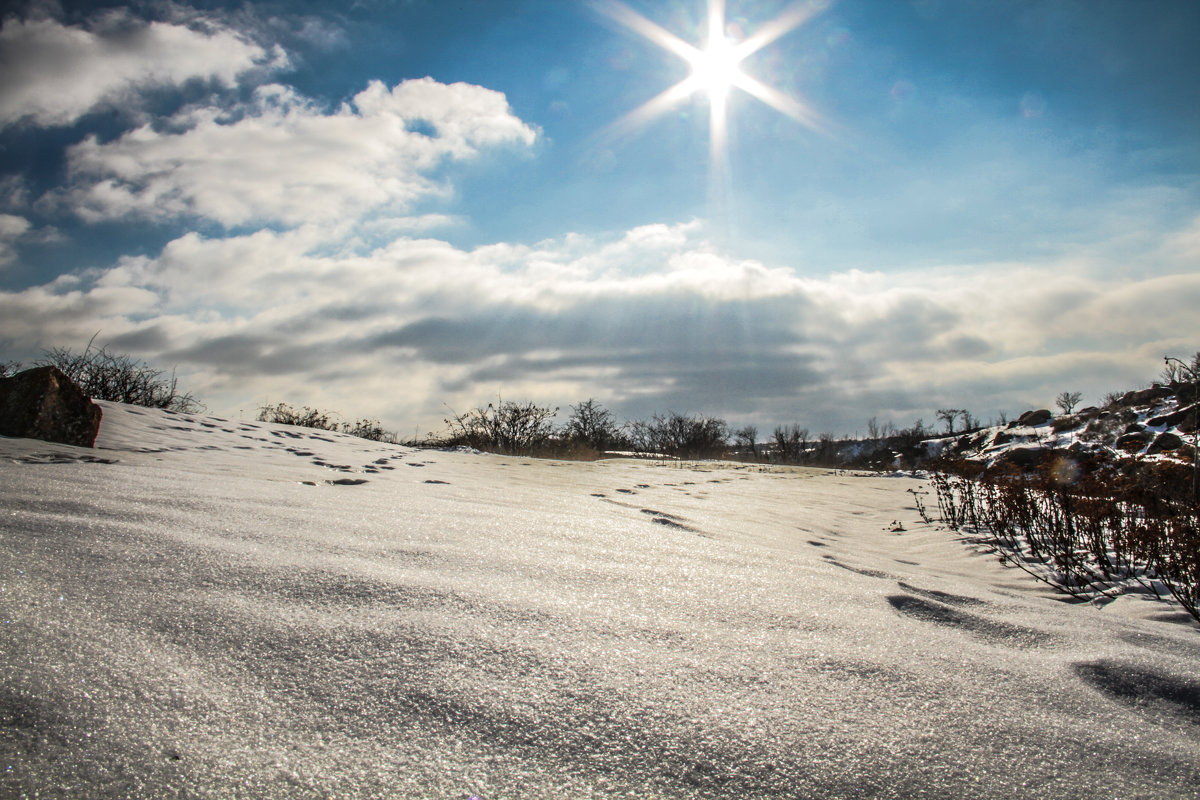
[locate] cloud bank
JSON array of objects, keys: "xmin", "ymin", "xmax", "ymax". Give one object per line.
[{"xmin": 4, "ymin": 216, "xmax": 1197, "ymax": 433}]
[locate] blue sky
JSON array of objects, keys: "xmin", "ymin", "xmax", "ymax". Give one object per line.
[{"xmin": 1, "ymin": 0, "xmax": 1198, "ymax": 436}]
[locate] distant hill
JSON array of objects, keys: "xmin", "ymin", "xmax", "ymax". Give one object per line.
[{"xmin": 923, "ymin": 382, "xmax": 1197, "ymax": 472}]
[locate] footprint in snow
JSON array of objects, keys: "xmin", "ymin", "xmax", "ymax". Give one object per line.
[
  {"xmin": 1074, "ymin": 660, "xmax": 1200, "ymax": 724},
  {"xmin": 823, "ymin": 556, "xmax": 891, "ymax": 580},
  {"xmin": 640, "ymin": 508, "xmax": 686, "ymax": 522},
  {"xmin": 896, "ymin": 581, "xmax": 986, "ymax": 608},
  {"xmin": 424, "ymin": 479, "xmax": 450, "ymax": 485},
  {"xmin": 886, "ymin": 593, "xmax": 1051, "ymax": 648},
  {"xmin": 326, "ymin": 478, "xmax": 369, "ymax": 486}
]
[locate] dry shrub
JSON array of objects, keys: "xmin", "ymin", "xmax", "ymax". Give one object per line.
[{"xmin": 932, "ymin": 457, "xmax": 1200, "ymax": 623}]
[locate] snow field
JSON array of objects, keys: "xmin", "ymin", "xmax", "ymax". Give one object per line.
[{"xmin": 2, "ymin": 401, "xmax": 1199, "ymax": 798}]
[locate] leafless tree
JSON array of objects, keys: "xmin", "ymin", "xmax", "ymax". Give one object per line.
[
  {"xmin": 936, "ymin": 408, "xmax": 962, "ymax": 435},
  {"xmin": 564, "ymin": 399, "xmax": 618, "ymax": 451},
  {"xmin": 1055, "ymin": 391, "xmax": 1083, "ymax": 415},
  {"xmin": 1161, "ymin": 352, "xmax": 1200, "ymax": 390},
  {"xmin": 734, "ymin": 425, "xmax": 759, "ymax": 460},
  {"xmin": 772, "ymin": 424, "xmax": 808, "ymax": 464}
]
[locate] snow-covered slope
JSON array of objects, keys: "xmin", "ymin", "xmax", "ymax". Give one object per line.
[
  {"xmin": 930, "ymin": 383, "xmax": 1198, "ymax": 468},
  {"xmin": 2, "ymin": 402, "xmax": 1199, "ymax": 798}
]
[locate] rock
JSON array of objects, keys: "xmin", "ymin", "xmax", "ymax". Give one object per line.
[
  {"xmin": 1017, "ymin": 409, "xmax": 1052, "ymax": 427},
  {"xmin": 994, "ymin": 446, "xmax": 1046, "ymax": 468},
  {"xmin": 992, "ymin": 431, "xmax": 1014, "ymax": 446},
  {"xmin": 1116, "ymin": 385, "xmax": 1172, "ymax": 407},
  {"xmin": 1115, "ymin": 431, "xmax": 1150, "ymax": 451},
  {"xmin": 1122, "ymin": 423, "xmax": 1144, "ymax": 435},
  {"xmin": 0, "ymin": 366, "xmax": 102, "ymax": 447},
  {"xmin": 1146, "ymin": 432, "xmax": 1183, "ymax": 454},
  {"xmin": 1147, "ymin": 403, "xmax": 1199, "ymax": 431}
]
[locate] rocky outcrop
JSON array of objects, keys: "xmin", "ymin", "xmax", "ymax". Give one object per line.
[
  {"xmin": 1147, "ymin": 432, "xmax": 1183, "ymax": 454},
  {"xmin": 0, "ymin": 366, "xmax": 102, "ymax": 447},
  {"xmin": 1115, "ymin": 430, "xmax": 1151, "ymax": 451},
  {"xmin": 1016, "ymin": 409, "xmax": 1052, "ymax": 427},
  {"xmin": 1116, "ymin": 385, "xmax": 1172, "ymax": 407},
  {"xmin": 994, "ymin": 445, "xmax": 1047, "ymax": 468},
  {"xmin": 1147, "ymin": 403, "xmax": 1199, "ymax": 433}
]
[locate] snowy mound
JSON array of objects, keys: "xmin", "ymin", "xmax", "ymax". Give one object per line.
[{"xmin": 2, "ymin": 402, "xmax": 1199, "ymax": 798}]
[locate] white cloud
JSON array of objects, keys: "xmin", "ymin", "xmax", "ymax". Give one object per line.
[
  {"xmin": 0, "ymin": 213, "xmax": 30, "ymax": 266},
  {"xmin": 0, "ymin": 11, "xmax": 281, "ymax": 128},
  {"xmin": 61, "ymin": 78, "xmax": 538, "ymax": 227},
  {"xmin": 3, "ymin": 217, "xmax": 1197, "ymax": 433}
]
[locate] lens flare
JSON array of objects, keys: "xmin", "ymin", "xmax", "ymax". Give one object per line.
[
  {"xmin": 593, "ymin": 0, "xmax": 827, "ymax": 145},
  {"xmin": 592, "ymin": 0, "xmax": 828, "ymax": 223}
]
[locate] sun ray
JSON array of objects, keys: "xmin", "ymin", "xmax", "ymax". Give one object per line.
[
  {"xmin": 594, "ymin": 0, "xmax": 829, "ymax": 227},
  {"xmin": 731, "ymin": 72, "xmax": 826, "ymax": 132},
  {"xmin": 731, "ymin": 2, "xmax": 826, "ymax": 61},
  {"xmin": 595, "ymin": 0, "xmax": 827, "ymax": 146},
  {"xmin": 590, "ymin": 1, "xmax": 699, "ymax": 64}
]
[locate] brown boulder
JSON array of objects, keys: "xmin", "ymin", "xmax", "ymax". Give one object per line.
[
  {"xmin": 1115, "ymin": 430, "xmax": 1150, "ymax": 451},
  {"xmin": 1147, "ymin": 432, "xmax": 1183, "ymax": 454},
  {"xmin": 995, "ymin": 446, "xmax": 1046, "ymax": 468},
  {"xmin": 1116, "ymin": 385, "xmax": 1172, "ymax": 407},
  {"xmin": 1147, "ymin": 403, "xmax": 1199, "ymax": 432},
  {"xmin": 1017, "ymin": 409, "xmax": 1052, "ymax": 427},
  {"xmin": 0, "ymin": 366, "xmax": 102, "ymax": 447}
]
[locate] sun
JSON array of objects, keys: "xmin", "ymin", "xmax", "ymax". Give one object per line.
[
  {"xmin": 688, "ymin": 27, "xmax": 742, "ymax": 102},
  {"xmin": 594, "ymin": 0, "xmax": 826, "ymax": 155}
]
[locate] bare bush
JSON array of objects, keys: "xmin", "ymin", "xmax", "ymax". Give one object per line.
[
  {"xmin": 771, "ymin": 424, "xmax": 808, "ymax": 464},
  {"xmin": 931, "ymin": 459, "xmax": 1200, "ymax": 624},
  {"xmin": 1, "ymin": 360, "xmax": 22, "ymax": 378},
  {"xmin": 257, "ymin": 402, "xmax": 399, "ymax": 443},
  {"xmin": 1163, "ymin": 352, "xmax": 1200, "ymax": 502},
  {"xmin": 443, "ymin": 399, "xmax": 558, "ymax": 455},
  {"xmin": 563, "ymin": 399, "xmax": 619, "ymax": 452},
  {"xmin": 627, "ymin": 412, "xmax": 729, "ymax": 460},
  {"xmin": 344, "ymin": 419, "xmax": 397, "ymax": 443},
  {"xmin": 37, "ymin": 341, "xmax": 202, "ymax": 413},
  {"xmin": 257, "ymin": 402, "xmax": 338, "ymax": 430},
  {"xmin": 734, "ymin": 425, "xmax": 759, "ymax": 460}
]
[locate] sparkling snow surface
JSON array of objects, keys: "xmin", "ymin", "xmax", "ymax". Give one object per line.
[{"xmin": 3, "ymin": 402, "xmax": 1199, "ymax": 799}]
